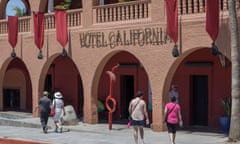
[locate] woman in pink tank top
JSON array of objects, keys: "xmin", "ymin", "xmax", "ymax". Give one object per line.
[{"xmin": 164, "ymin": 95, "xmax": 183, "ymax": 144}]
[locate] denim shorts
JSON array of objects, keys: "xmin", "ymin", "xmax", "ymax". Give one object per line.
[{"xmin": 131, "ymin": 120, "xmax": 145, "ymax": 126}]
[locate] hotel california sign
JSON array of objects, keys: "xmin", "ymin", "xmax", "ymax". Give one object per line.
[{"xmin": 79, "ymin": 27, "xmax": 172, "ymax": 48}]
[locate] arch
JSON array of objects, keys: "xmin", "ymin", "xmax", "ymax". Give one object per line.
[
  {"xmin": 0, "ymin": 57, "xmax": 14, "ymax": 110},
  {"xmin": 0, "ymin": 57, "xmax": 32, "ymax": 112},
  {"xmin": 163, "ymin": 47, "xmax": 206, "ymax": 104},
  {"xmin": 3, "ymin": 0, "xmax": 31, "ymax": 18},
  {"xmin": 21, "ymin": 0, "xmax": 31, "ymax": 15},
  {"xmin": 0, "ymin": 0, "xmax": 8, "ymax": 19},
  {"xmin": 39, "ymin": 54, "xmax": 84, "ymax": 117},
  {"xmin": 92, "ymin": 50, "xmax": 151, "ymax": 123},
  {"xmin": 164, "ymin": 47, "xmax": 231, "ymax": 128}
]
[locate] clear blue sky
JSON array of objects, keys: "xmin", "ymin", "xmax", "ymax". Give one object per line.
[{"xmin": 5, "ymin": 0, "xmax": 26, "ymax": 18}]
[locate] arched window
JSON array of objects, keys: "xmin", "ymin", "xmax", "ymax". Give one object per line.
[{"xmin": 5, "ymin": 0, "xmax": 28, "ymax": 18}]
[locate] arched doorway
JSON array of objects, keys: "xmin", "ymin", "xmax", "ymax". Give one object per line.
[
  {"xmin": 42, "ymin": 55, "xmax": 84, "ymax": 118},
  {"xmin": 97, "ymin": 51, "xmax": 151, "ymax": 123},
  {"xmin": 3, "ymin": 58, "xmax": 32, "ymax": 112},
  {"xmin": 168, "ymin": 48, "xmax": 231, "ymax": 128}
]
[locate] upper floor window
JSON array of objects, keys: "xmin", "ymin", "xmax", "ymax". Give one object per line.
[
  {"xmin": 46, "ymin": 0, "xmax": 82, "ymax": 12},
  {"xmin": 5, "ymin": 0, "xmax": 29, "ymax": 18}
]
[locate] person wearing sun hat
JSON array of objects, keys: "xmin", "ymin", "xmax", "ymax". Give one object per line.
[{"xmin": 52, "ymin": 91, "xmax": 66, "ymax": 133}]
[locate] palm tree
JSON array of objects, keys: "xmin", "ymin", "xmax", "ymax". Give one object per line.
[{"xmin": 228, "ymin": 0, "xmax": 240, "ymax": 141}]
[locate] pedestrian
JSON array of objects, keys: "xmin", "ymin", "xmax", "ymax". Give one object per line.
[
  {"xmin": 128, "ymin": 91, "xmax": 149, "ymax": 144},
  {"xmin": 35, "ymin": 91, "xmax": 51, "ymax": 134},
  {"xmin": 164, "ymin": 95, "xmax": 183, "ymax": 144},
  {"xmin": 168, "ymin": 84, "xmax": 179, "ymax": 103},
  {"xmin": 52, "ymin": 91, "xmax": 66, "ymax": 133}
]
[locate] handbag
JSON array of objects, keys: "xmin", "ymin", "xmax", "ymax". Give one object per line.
[
  {"xmin": 50, "ymin": 108, "xmax": 55, "ymax": 117},
  {"xmin": 50, "ymin": 99, "xmax": 56, "ymax": 117}
]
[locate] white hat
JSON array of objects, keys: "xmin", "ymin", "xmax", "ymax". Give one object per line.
[{"xmin": 54, "ymin": 92, "xmax": 63, "ymax": 99}]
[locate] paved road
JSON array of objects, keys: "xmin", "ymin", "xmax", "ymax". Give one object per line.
[{"xmin": 0, "ymin": 124, "xmax": 227, "ymax": 144}]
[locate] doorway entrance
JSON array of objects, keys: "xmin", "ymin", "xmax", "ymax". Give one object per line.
[
  {"xmin": 191, "ymin": 75, "xmax": 208, "ymax": 126},
  {"xmin": 3, "ymin": 89, "xmax": 20, "ymax": 111},
  {"xmin": 120, "ymin": 75, "xmax": 134, "ymax": 120}
]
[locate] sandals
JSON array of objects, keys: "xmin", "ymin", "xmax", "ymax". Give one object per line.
[{"xmin": 55, "ymin": 127, "xmax": 63, "ymax": 133}]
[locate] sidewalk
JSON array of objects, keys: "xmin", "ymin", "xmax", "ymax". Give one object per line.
[
  {"xmin": 0, "ymin": 124, "xmax": 228, "ymax": 144},
  {"xmin": 0, "ymin": 111, "xmax": 229, "ymax": 144}
]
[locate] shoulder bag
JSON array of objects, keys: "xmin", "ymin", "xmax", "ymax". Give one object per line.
[{"xmin": 129, "ymin": 99, "xmax": 140, "ymax": 121}]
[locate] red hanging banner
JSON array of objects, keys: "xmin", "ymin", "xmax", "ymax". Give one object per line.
[
  {"xmin": 55, "ymin": 10, "xmax": 68, "ymax": 48},
  {"xmin": 206, "ymin": 0, "xmax": 219, "ymax": 42},
  {"xmin": 33, "ymin": 12, "xmax": 45, "ymax": 50},
  {"xmin": 166, "ymin": 0, "xmax": 178, "ymax": 43},
  {"xmin": 8, "ymin": 16, "xmax": 18, "ymax": 48}
]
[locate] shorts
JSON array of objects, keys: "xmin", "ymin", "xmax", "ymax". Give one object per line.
[
  {"xmin": 166, "ymin": 122, "xmax": 178, "ymax": 133},
  {"xmin": 131, "ymin": 120, "xmax": 145, "ymax": 126}
]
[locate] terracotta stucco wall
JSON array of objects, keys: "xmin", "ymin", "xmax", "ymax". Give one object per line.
[{"xmin": 0, "ymin": 0, "xmax": 236, "ymax": 131}]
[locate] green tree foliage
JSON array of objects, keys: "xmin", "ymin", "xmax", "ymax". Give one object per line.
[{"xmin": 12, "ymin": 7, "xmax": 24, "ymax": 17}]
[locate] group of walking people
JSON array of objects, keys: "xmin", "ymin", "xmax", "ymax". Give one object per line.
[
  {"xmin": 35, "ymin": 91, "xmax": 66, "ymax": 134},
  {"xmin": 36, "ymin": 85, "xmax": 182, "ymax": 144},
  {"xmin": 128, "ymin": 84, "xmax": 182, "ymax": 144}
]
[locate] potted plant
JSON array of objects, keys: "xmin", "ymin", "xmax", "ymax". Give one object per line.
[{"xmin": 219, "ymin": 97, "xmax": 231, "ymax": 134}]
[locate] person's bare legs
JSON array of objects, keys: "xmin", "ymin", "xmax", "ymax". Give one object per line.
[
  {"xmin": 168, "ymin": 132, "xmax": 175, "ymax": 144},
  {"xmin": 139, "ymin": 126, "xmax": 144, "ymax": 144},
  {"xmin": 133, "ymin": 126, "xmax": 138, "ymax": 144},
  {"xmin": 172, "ymin": 133, "xmax": 176, "ymax": 144},
  {"xmin": 54, "ymin": 121, "xmax": 58, "ymax": 132}
]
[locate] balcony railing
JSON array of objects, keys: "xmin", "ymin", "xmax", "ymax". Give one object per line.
[
  {"xmin": 0, "ymin": 0, "xmax": 239, "ymax": 35},
  {"xmin": 0, "ymin": 9, "xmax": 82, "ymax": 34},
  {"xmin": 179, "ymin": 0, "xmax": 240, "ymax": 15},
  {"xmin": 45, "ymin": 9, "xmax": 82, "ymax": 30},
  {"xmin": 93, "ymin": 0, "xmax": 149, "ymax": 23},
  {"xmin": 0, "ymin": 16, "xmax": 31, "ymax": 34}
]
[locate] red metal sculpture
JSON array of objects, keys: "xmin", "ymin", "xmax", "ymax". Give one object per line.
[{"xmin": 105, "ymin": 64, "xmax": 119, "ymax": 130}]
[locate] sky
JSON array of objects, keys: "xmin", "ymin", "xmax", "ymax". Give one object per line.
[{"xmin": 5, "ymin": 0, "xmax": 26, "ymax": 18}]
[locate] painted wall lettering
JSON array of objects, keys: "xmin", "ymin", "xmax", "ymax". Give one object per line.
[{"xmin": 79, "ymin": 27, "xmax": 172, "ymax": 48}]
